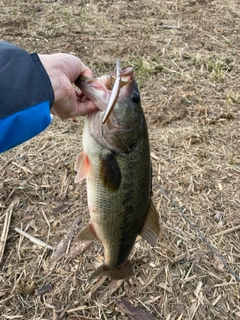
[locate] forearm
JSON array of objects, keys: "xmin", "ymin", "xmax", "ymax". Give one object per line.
[{"xmin": 0, "ymin": 41, "xmax": 54, "ymax": 153}]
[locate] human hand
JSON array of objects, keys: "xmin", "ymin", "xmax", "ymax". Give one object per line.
[{"xmin": 39, "ymin": 53, "xmax": 97, "ymax": 119}]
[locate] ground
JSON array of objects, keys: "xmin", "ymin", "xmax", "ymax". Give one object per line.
[{"xmin": 1, "ymin": 0, "xmax": 240, "ymax": 319}]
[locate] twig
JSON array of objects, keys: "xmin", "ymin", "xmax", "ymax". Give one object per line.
[
  {"xmin": 0, "ymin": 154, "xmax": 18, "ymax": 171},
  {"xmin": 99, "ymin": 279, "xmax": 124, "ymax": 303},
  {"xmin": 212, "ymin": 225, "xmax": 240, "ymax": 237},
  {"xmin": 221, "ymin": 35, "xmax": 239, "ymax": 50},
  {"xmin": 66, "ymin": 305, "xmax": 95, "ymax": 313},
  {"xmin": 158, "ymin": 24, "xmax": 180, "ymax": 29},
  {"xmin": 15, "ymin": 227, "xmax": 54, "ymax": 250},
  {"xmin": 0, "ymin": 199, "xmax": 19, "ymax": 264},
  {"xmin": 12, "ymin": 161, "xmax": 33, "ymax": 174},
  {"xmin": 84, "ymin": 276, "xmax": 107, "ymax": 300},
  {"xmin": 212, "ymin": 294, "xmax": 222, "ymax": 306}
]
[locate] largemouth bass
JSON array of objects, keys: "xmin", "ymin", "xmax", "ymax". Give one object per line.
[{"xmin": 75, "ymin": 64, "xmax": 160, "ymax": 280}]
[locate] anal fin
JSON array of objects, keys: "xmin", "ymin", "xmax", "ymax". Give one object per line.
[
  {"xmin": 140, "ymin": 199, "xmax": 160, "ymax": 247},
  {"xmin": 77, "ymin": 223, "xmax": 98, "ymax": 242}
]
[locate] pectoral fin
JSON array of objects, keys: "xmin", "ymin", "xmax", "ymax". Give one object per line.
[
  {"xmin": 74, "ymin": 151, "xmax": 89, "ymax": 183},
  {"xmin": 140, "ymin": 200, "xmax": 160, "ymax": 247},
  {"xmin": 89, "ymin": 260, "xmax": 132, "ymax": 281},
  {"xmin": 100, "ymin": 151, "xmax": 121, "ymax": 191}
]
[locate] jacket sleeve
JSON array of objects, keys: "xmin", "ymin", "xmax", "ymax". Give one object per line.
[{"xmin": 0, "ymin": 41, "xmax": 54, "ymax": 153}]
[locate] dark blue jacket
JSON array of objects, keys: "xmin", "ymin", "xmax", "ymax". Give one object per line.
[{"xmin": 0, "ymin": 41, "xmax": 54, "ymax": 153}]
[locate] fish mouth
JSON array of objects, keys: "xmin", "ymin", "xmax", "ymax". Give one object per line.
[
  {"xmin": 77, "ymin": 66, "xmax": 133, "ymax": 90},
  {"xmin": 102, "ymin": 66, "xmax": 134, "ymax": 124},
  {"xmin": 101, "ymin": 60, "xmax": 122, "ymax": 125},
  {"xmin": 102, "ymin": 61, "xmax": 135, "ymax": 124},
  {"xmin": 76, "ymin": 65, "xmax": 134, "ymax": 116},
  {"xmin": 108, "ymin": 66, "xmax": 133, "ymax": 89}
]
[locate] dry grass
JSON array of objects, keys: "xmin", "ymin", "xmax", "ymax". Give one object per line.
[{"xmin": 1, "ymin": 0, "xmax": 240, "ymax": 319}]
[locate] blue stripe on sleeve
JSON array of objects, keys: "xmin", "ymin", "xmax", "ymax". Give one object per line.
[{"xmin": 0, "ymin": 101, "xmax": 51, "ymax": 153}]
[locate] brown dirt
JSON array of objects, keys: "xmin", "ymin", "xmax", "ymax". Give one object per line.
[{"xmin": 1, "ymin": 0, "xmax": 240, "ymax": 319}]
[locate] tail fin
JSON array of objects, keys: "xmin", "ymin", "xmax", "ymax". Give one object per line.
[{"xmin": 89, "ymin": 260, "xmax": 132, "ymax": 281}]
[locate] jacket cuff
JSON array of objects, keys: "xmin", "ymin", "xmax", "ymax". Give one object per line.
[{"xmin": 31, "ymin": 53, "xmax": 55, "ymax": 108}]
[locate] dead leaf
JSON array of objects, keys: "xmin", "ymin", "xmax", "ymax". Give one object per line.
[
  {"xmin": 115, "ymin": 298, "xmax": 158, "ymax": 320},
  {"xmin": 52, "ymin": 203, "xmax": 70, "ymax": 214}
]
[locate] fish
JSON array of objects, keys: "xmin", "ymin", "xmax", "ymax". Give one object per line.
[{"xmin": 74, "ymin": 63, "xmax": 160, "ymax": 280}]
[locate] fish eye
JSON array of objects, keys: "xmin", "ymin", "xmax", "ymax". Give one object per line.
[{"xmin": 131, "ymin": 92, "xmax": 140, "ymax": 104}]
